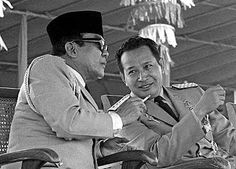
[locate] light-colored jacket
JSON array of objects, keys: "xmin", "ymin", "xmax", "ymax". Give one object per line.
[
  {"xmin": 4, "ymin": 55, "xmax": 113, "ymax": 169},
  {"xmin": 117, "ymin": 86, "xmax": 236, "ymax": 168}
]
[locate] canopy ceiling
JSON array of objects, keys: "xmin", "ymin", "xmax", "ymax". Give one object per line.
[{"xmin": 0, "ymin": 0, "xmax": 236, "ymax": 95}]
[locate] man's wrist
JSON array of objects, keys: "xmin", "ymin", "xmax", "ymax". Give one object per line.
[
  {"xmin": 193, "ymin": 106, "xmax": 205, "ymax": 121},
  {"xmin": 191, "ymin": 108, "xmax": 210, "ymax": 134},
  {"xmin": 108, "ymin": 111, "xmax": 123, "ymax": 131}
]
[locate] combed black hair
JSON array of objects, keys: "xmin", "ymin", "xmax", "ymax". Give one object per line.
[{"xmin": 116, "ymin": 35, "xmax": 161, "ymax": 74}]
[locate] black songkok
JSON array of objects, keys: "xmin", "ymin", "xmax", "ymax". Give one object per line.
[{"xmin": 46, "ymin": 11, "xmax": 103, "ymax": 46}]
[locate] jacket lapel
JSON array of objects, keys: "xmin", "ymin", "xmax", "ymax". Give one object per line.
[
  {"xmin": 67, "ymin": 65, "xmax": 98, "ymax": 111},
  {"xmin": 79, "ymin": 83, "xmax": 98, "ymax": 111},
  {"xmin": 146, "ymin": 100, "xmax": 177, "ymax": 126},
  {"xmin": 164, "ymin": 87, "xmax": 194, "ymax": 120}
]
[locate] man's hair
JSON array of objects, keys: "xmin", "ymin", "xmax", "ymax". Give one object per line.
[
  {"xmin": 51, "ymin": 34, "xmax": 83, "ymax": 56},
  {"xmin": 116, "ymin": 35, "xmax": 161, "ymax": 74}
]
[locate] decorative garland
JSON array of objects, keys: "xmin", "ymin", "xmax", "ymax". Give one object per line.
[{"xmin": 0, "ymin": 0, "xmax": 13, "ymax": 51}]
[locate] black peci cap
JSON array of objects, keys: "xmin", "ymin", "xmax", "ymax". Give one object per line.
[{"xmin": 46, "ymin": 11, "xmax": 103, "ymax": 46}]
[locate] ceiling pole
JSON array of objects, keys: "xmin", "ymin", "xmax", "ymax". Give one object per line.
[{"xmin": 17, "ymin": 14, "xmax": 28, "ymax": 87}]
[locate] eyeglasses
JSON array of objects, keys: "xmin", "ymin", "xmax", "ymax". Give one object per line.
[{"xmin": 73, "ymin": 38, "xmax": 108, "ymax": 57}]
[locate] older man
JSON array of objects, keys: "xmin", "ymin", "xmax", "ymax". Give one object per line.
[
  {"xmin": 113, "ymin": 36, "xmax": 235, "ymax": 168},
  {"xmin": 5, "ymin": 12, "xmax": 146, "ymax": 169}
]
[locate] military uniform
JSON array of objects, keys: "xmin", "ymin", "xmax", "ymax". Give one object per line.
[{"xmin": 112, "ymin": 83, "xmax": 236, "ymax": 168}]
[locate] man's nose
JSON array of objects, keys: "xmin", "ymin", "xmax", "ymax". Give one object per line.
[
  {"xmin": 138, "ymin": 71, "xmax": 148, "ymax": 81},
  {"xmin": 102, "ymin": 50, "xmax": 109, "ymax": 60}
]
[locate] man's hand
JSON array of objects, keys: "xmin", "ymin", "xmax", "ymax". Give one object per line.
[
  {"xmin": 194, "ymin": 85, "xmax": 225, "ymax": 119},
  {"xmin": 116, "ymin": 97, "xmax": 147, "ymax": 126},
  {"xmin": 100, "ymin": 137, "xmax": 134, "ymax": 157}
]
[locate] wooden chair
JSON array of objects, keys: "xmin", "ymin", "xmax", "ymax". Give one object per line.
[
  {"xmin": 101, "ymin": 94, "xmax": 233, "ymax": 169},
  {"xmin": 0, "ymin": 87, "xmax": 158, "ymax": 169}
]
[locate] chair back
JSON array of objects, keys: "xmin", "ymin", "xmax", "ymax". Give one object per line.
[{"xmin": 0, "ymin": 87, "xmax": 19, "ymax": 154}]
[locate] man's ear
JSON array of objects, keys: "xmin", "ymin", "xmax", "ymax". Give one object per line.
[
  {"xmin": 120, "ymin": 72, "xmax": 128, "ymax": 86},
  {"xmin": 65, "ymin": 42, "xmax": 77, "ymax": 58}
]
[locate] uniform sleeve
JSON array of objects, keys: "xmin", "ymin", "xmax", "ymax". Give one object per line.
[
  {"xmin": 209, "ymin": 110, "xmax": 236, "ymax": 156},
  {"xmin": 119, "ymin": 110, "xmax": 205, "ymax": 167},
  {"xmin": 153, "ymin": 111, "xmax": 205, "ymax": 166},
  {"xmin": 27, "ymin": 57, "xmax": 113, "ymax": 140}
]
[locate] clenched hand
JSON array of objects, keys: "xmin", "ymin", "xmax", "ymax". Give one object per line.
[
  {"xmin": 194, "ymin": 85, "xmax": 225, "ymax": 120},
  {"xmin": 115, "ymin": 96, "xmax": 147, "ymax": 126}
]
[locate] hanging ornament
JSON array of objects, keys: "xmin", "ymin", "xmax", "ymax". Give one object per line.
[
  {"xmin": 139, "ymin": 23, "xmax": 177, "ymax": 47},
  {"xmin": 0, "ymin": 0, "xmax": 13, "ymax": 51},
  {"xmin": 0, "ymin": 35, "xmax": 8, "ymax": 51},
  {"xmin": 159, "ymin": 44, "xmax": 174, "ymax": 86},
  {"xmin": 120, "ymin": 0, "xmax": 195, "ymax": 28},
  {"xmin": 120, "ymin": 0, "xmax": 195, "ymax": 9},
  {"xmin": 0, "ymin": 0, "xmax": 13, "ymax": 17}
]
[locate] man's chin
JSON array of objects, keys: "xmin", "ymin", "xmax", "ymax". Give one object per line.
[
  {"xmin": 138, "ymin": 91, "xmax": 157, "ymax": 99},
  {"xmin": 97, "ymin": 72, "xmax": 104, "ymax": 79},
  {"xmin": 133, "ymin": 92, "xmax": 150, "ymax": 99}
]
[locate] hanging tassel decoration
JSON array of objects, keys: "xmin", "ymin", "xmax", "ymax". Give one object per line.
[
  {"xmin": 0, "ymin": 0, "xmax": 13, "ymax": 51},
  {"xmin": 120, "ymin": 0, "xmax": 195, "ymax": 8},
  {"xmin": 0, "ymin": 35, "xmax": 8, "ymax": 51},
  {"xmin": 180, "ymin": 0, "xmax": 195, "ymax": 9},
  {"xmin": 139, "ymin": 23, "xmax": 177, "ymax": 47},
  {"xmin": 0, "ymin": 0, "xmax": 13, "ymax": 17},
  {"xmin": 159, "ymin": 44, "xmax": 174, "ymax": 75},
  {"xmin": 121, "ymin": 0, "xmax": 194, "ymax": 28}
]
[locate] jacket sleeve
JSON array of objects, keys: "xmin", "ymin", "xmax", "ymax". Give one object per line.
[
  {"xmin": 26, "ymin": 56, "xmax": 113, "ymax": 140},
  {"xmin": 209, "ymin": 110, "xmax": 236, "ymax": 156},
  {"xmin": 119, "ymin": 110, "xmax": 205, "ymax": 167}
]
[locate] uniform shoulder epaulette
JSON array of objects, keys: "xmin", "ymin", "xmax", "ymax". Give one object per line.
[{"xmin": 172, "ymin": 82, "xmax": 198, "ymax": 90}]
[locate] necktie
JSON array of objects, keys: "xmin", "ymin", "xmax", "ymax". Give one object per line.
[{"xmin": 154, "ymin": 96, "xmax": 179, "ymax": 122}]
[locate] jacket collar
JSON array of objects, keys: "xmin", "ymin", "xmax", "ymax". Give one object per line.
[
  {"xmin": 67, "ymin": 66, "xmax": 98, "ymax": 111},
  {"xmin": 164, "ymin": 86, "xmax": 194, "ymax": 121},
  {"xmin": 145, "ymin": 86, "xmax": 193, "ymax": 126}
]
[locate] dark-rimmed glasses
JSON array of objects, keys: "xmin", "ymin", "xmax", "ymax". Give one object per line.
[{"xmin": 73, "ymin": 38, "xmax": 108, "ymax": 57}]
